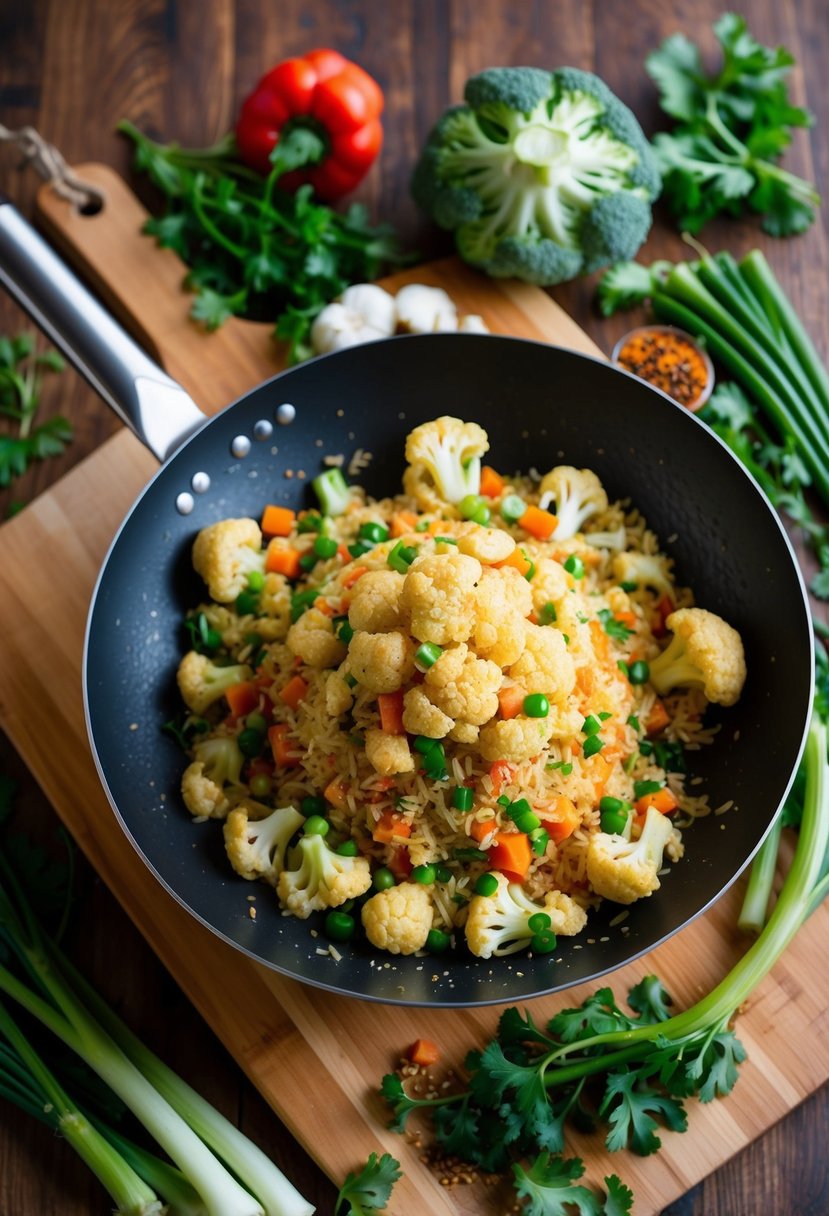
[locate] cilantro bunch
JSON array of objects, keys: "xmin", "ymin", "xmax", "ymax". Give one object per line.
[
  {"xmin": 647, "ymin": 12, "xmax": 820, "ymax": 235},
  {"xmin": 119, "ymin": 121, "xmax": 413, "ymax": 362},
  {"xmin": 0, "ymin": 333, "xmax": 71, "ymax": 504}
]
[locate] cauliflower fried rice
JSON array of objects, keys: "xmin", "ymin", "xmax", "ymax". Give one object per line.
[{"xmin": 174, "ymin": 417, "xmax": 746, "ymax": 960}]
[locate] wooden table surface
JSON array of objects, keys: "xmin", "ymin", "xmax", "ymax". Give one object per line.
[{"xmin": 1, "ymin": 1, "xmax": 827, "ymax": 1213}]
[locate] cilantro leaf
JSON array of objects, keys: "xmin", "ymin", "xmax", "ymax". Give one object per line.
[
  {"xmin": 597, "ymin": 608, "xmax": 633, "ymax": 643},
  {"xmin": 600, "ymin": 1070, "xmax": 687, "ymax": 1155},
  {"xmin": 646, "ymin": 15, "xmax": 819, "ymax": 235},
  {"xmin": 596, "ymin": 260, "xmax": 672, "ymax": 317},
  {"xmin": 685, "ymin": 1029, "xmax": 747, "ymax": 1102},
  {"xmin": 512, "ymin": 1153, "xmax": 601, "ymax": 1216},
  {"xmin": 627, "ymin": 975, "xmax": 674, "ymax": 1023},
  {"xmin": 0, "ymin": 333, "xmax": 71, "ymax": 492},
  {"xmin": 548, "ymin": 989, "xmax": 636, "ymax": 1043},
  {"xmin": 602, "ymin": 1175, "xmax": 634, "ymax": 1216},
  {"xmin": 498, "ymin": 1006, "xmax": 556, "ymax": 1050},
  {"xmin": 335, "ymin": 1152, "xmax": 401, "ymax": 1215}
]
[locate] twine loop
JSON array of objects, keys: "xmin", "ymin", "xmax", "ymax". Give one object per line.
[{"xmin": 0, "ymin": 122, "xmax": 104, "ymax": 211}]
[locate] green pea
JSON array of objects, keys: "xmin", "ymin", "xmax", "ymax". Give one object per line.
[
  {"xmin": 314, "ymin": 535, "xmax": 339, "ymax": 560},
  {"xmin": 527, "ymin": 912, "xmax": 552, "ymax": 933},
  {"xmin": 249, "ymin": 773, "xmax": 272, "ymax": 799},
  {"xmin": 563, "ymin": 554, "xmax": 585, "ymax": 579},
  {"xmin": 373, "ymin": 867, "xmax": 396, "ymax": 891},
  {"xmin": 245, "ymin": 711, "xmax": 268, "ymax": 734},
  {"xmin": 426, "ymin": 928, "xmax": 451, "ymax": 953},
  {"xmin": 459, "ymin": 494, "xmax": 486, "ymax": 521},
  {"xmin": 336, "ymin": 839, "xmax": 359, "ymax": 857},
  {"xmin": 359, "ymin": 521, "xmax": 389, "ymax": 544},
  {"xmin": 628, "ymin": 659, "xmax": 651, "ymax": 685},
  {"xmin": 601, "ymin": 808, "xmax": 629, "ymax": 834},
  {"xmin": 500, "ymin": 494, "xmax": 526, "ymax": 523},
  {"xmin": 235, "ymin": 590, "xmax": 260, "ymax": 616},
  {"xmin": 539, "ymin": 602, "xmax": 557, "ymax": 625},
  {"xmin": 599, "ymin": 796, "xmax": 626, "ymax": 814},
  {"xmin": 247, "ymin": 570, "xmax": 265, "ymax": 592},
  {"xmin": 303, "ymin": 815, "xmax": 329, "ymax": 836},
  {"xmin": 237, "ymin": 728, "xmax": 265, "ymax": 759},
  {"xmin": 531, "ymin": 929, "xmax": 558, "ymax": 954},
  {"xmin": 412, "ymin": 864, "xmax": 436, "ymax": 885},
  {"xmin": 324, "ymin": 911, "xmax": 356, "ymax": 942},
  {"xmin": 475, "ymin": 872, "xmax": 499, "ymax": 897},
  {"xmin": 523, "ymin": 693, "xmax": 550, "ymax": 718}
]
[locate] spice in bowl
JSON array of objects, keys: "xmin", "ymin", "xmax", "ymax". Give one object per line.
[{"xmin": 612, "ymin": 325, "xmax": 714, "ymax": 411}]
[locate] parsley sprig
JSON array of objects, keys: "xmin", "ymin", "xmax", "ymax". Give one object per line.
[
  {"xmin": 0, "ymin": 333, "xmax": 72, "ymax": 501},
  {"xmin": 119, "ymin": 120, "xmax": 413, "ymax": 362},
  {"xmin": 335, "ymin": 1152, "xmax": 401, "ymax": 1214},
  {"xmin": 647, "ymin": 13, "xmax": 820, "ymax": 235}
]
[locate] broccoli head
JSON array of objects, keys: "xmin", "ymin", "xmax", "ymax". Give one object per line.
[{"xmin": 412, "ymin": 65, "xmax": 660, "ymax": 285}]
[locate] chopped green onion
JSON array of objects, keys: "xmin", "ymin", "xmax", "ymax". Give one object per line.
[
  {"xmin": 599, "ymin": 711, "xmax": 612, "ymax": 721},
  {"xmin": 654, "ymin": 740, "xmax": 686, "ymax": 772},
  {"xmin": 582, "ymin": 734, "xmax": 604, "ymax": 758},
  {"xmin": 530, "ymin": 827, "xmax": 549, "ymax": 855},
  {"xmin": 336, "ymin": 619, "xmax": 354, "ymax": 644},
  {"xmin": 435, "ymin": 865, "xmax": 452, "ymax": 883},
  {"xmin": 582, "ymin": 715, "xmax": 602, "ymax": 736},
  {"xmin": 312, "ymin": 467, "xmax": 351, "ymax": 516},
  {"xmin": 506, "ymin": 798, "xmax": 532, "ymax": 821},
  {"xmin": 563, "ymin": 554, "xmax": 585, "ymax": 579},
  {"xmin": 415, "ymin": 642, "xmax": 443, "ymax": 671},
  {"xmin": 297, "ymin": 512, "xmax": 322, "ymax": 533},
  {"xmin": 523, "ymin": 693, "xmax": 549, "ymax": 718},
  {"xmin": 475, "ymin": 873, "xmax": 499, "ymax": 897},
  {"xmin": 422, "ymin": 741, "xmax": 448, "ymax": 781},
  {"xmin": 514, "ymin": 810, "xmax": 541, "ymax": 834},
  {"xmin": 452, "ymin": 786, "xmax": 474, "ymax": 812},
  {"xmin": 530, "ymin": 929, "xmax": 557, "ymax": 953},
  {"xmin": 522, "ymin": 551, "xmax": 536, "ymax": 581},
  {"xmin": 500, "ymin": 494, "xmax": 526, "ymax": 523},
  {"xmin": 303, "ymin": 815, "xmax": 329, "ymax": 836},
  {"xmin": 627, "ymin": 713, "xmax": 640, "ymax": 732},
  {"xmin": 324, "ymin": 910, "xmax": 356, "ymax": 941},
  {"xmin": 433, "ymin": 535, "xmax": 458, "ymax": 546},
  {"xmin": 336, "ymin": 839, "xmax": 359, "ymax": 857},
  {"xmin": 359, "ymin": 521, "xmax": 389, "ymax": 544},
  {"xmin": 290, "ymin": 587, "xmax": 319, "ymax": 622},
  {"xmin": 601, "ymin": 806, "xmax": 629, "ymax": 834},
  {"xmin": 623, "ymin": 753, "xmax": 638, "ymax": 774},
  {"xmin": 453, "ymin": 847, "xmax": 489, "ymax": 862},
  {"xmin": 247, "ymin": 570, "xmax": 265, "ymax": 593},
  {"xmin": 298, "ymin": 551, "xmax": 318, "ymax": 572},
  {"xmin": 415, "ymin": 519, "xmax": 432, "ymax": 532},
  {"xmin": 599, "ymin": 796, "xmax": 626, "ymax": 813},
  {"xmin": 414, "ymin": 735, "xmax": 440, "ymax": 755},
  {"xmin": 314, "ymin": 535, "xmax": 339, "ymax": 560},
  {"xmin": 634, "ymin": 780, "xmax": 663, "ymax": 799},
  {"xmin": 620, "ymin": 579, "xmax": 639, "ymax": 592},
  {"xmin": 426, "ymin": 928, "xmax": 451, "ymax": 952},
  {"xmin": 540, "ymin": 602, "xmax": 557, "ymax": 625},
  {"xmin": 639, "ymin": 739, "xmax": 654, "ymax": 756},
  {"xmin": 344, "ymin": 673, "xmax": 358, "ymax": 688},
  {"xmin": 628, "ymin": 659, "xmax": 650, "ymax": 685},
  {"xmin": 348, "ymin": 539, "xmax": 372, "ymax": 558},
  {"xmin": 388, "ymin": 540, "xmax": 418, "ymax": 573},
  {"xmin": 527, "ymin": 912, "xmax": 552, "ymax": 933},
  {"xmin": 412, "ymin": 864, "xmax": 436, "ymax": 885},
  {"xmin": 617, "ymin": 659, "xmax": 630, "ymax": 678}
]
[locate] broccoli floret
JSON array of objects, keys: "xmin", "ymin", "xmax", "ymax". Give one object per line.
[
  {"xmin": 537, "ymin": 466, "xmax": 608, "ymax": 540},
  {"xmin": 277, "ymin": 832, "xmax": 372, "ymax": 919},
  {"xmin": 412, "ymin": 65, "xmax": 660, "ymax": 285},
  {"xmin": 586, "ymin": 805, "xmax": 675, "ymax": 905},
  {"xmin": 465, "ymin": 873, "xmax": 587, "ymax": 958},
  {"xmin": 224, "ymin": 802, "xmax": 305, "ymax": 882},
  {"xmin": 649, "ymin": 607, "xmax": 746, "ymax": 706}
]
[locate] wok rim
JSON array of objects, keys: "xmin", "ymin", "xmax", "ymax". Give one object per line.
[{"xmin": 82, "ymin": 333, "xmax": 814, "ymax": 1007}]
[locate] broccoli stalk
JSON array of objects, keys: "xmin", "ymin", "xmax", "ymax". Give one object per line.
[{"xmin": 412, "ymin": 66, "xmax": 660, "ymax": 285}]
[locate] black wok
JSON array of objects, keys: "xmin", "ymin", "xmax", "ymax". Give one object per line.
[{"xmin": 0, "ymin": 199, "xmax": 812, "ymax": 1007}]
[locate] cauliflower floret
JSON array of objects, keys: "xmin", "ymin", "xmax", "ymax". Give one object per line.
[
  {"xmin": 611, "ymin": 551, "xmax": 674, "ymax": 599},
  {"xmin": 361, "ymin": 882, "xmax": 433, "ymax": 955},
  {"xmin": 402, "ymin": 550, "xmax": 482, "ymax": 645},
  {"xmin": 277, "ymin": 833, "xmax": 372, "ymax": 918},
  {"xmin": 465, "ymin": 874, "xmax": 587, "ymax": 958},
  {"xmin": 287, "ymin": 607, "xmax": 347, "ymax": 669},
  {"xmin": 508, "ymin": 624, "xmax": 575, "ymax": 701},
  {"xmin": 325, "ymin": 665, "xmax": 354, "ymax": 716},
  {"xmin": 478, "ymin": 716, "xmax": 554, "ymax": 763},
  {"xmin": 223, "ymin": 802, "xmax": 305, "ymax": 882},
  {"xmin": 192, "ymin": 518, "xmax": 265, "ymax": 603},
  {"xmin": 404, "ymin": 416, "xmax": 489, "ymax": 507},
  {"xmin": 586, "ymin": 806, "xmax": 675, "ymax": 904},
  {"xmin": 537, "ymin": 467, "xmax": 608, "ymax": 541},
  {"xmin": 253, "ymin": 572, "xmax": 292, "ymax": 641},
  {"xmin": 584, "ymin": 524, "xmax": 627, "ymax": 551},
  {"xmin": 457, "ymin": 524, "xmax": 515, "ymax": 565},
  {"xmin": 649, "ymin": 607, "xmax": 746, "ymax": 706},
  {"xmin": 365, "ymin": 729, "xmax": 414, "ymax": 775},
  {"xmin": 530, "ymin": 559, "xmax": 569, "ymax": 616},
  {"xmin": 348, "ymin": 630, "xmax": 415, "ymax": 693},
  {"xmin": 449, "ymin": 721, "xmax": 480, "ymax": 744},
  {"xmin": 347, "ymin": 570, "xmax": 405, "ymax": 633},
  {"xmin": 402, "ymin": 687, "xmax": 454, "ymax": 738},
  {"xmin": 473, "ymin": 566, "xmax": 532, "ymax": 667},
  {"xmin": 424, "ymin": 643, "xmax": 502, "ymax": 726},
  {"xmin": 176, "ymin": 651, "xmax": 253, "ymax": 715},
  {"xmin": 180, "ymin": 736, "xmax": 245, "ymax": 819}
]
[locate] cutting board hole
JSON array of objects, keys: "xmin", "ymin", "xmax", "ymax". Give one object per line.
[{"xmin": 78, "ymin": 195, "xmax": 104, "ymax": 217}]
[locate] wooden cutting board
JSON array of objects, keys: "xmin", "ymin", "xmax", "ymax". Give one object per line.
[{"xmin": 0, "ymin": 162, "xmax": 826, "ymax": 1214}]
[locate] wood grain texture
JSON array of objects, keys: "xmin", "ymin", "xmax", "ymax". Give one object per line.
[{"xmin": 0, "ymin": 1, "xmax": 827, "ymax": 1213}]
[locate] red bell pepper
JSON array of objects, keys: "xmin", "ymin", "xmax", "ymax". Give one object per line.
[{"xmin": 235, "ymin": 48, "xmax": 384, "ymax": 199}]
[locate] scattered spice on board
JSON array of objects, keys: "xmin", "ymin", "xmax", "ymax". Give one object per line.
[{"xmin": 615, "ymin": 326, "xmax": 712, "ymax": 410}]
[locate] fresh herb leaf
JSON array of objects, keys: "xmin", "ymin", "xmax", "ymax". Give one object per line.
[
  {"xmin": 600, "ymin": 1070, "xmax": 687, "ymax": 1155},
  {"xmin": 627, "ymin": 975, "xmax": 673, "ymax": 1023},
  {"xmin": 335, "ymin": 1151, "xmax": 401, "ymax": 1214},
  {"xmin": 597, "ymin": 608, "xmax": 633, "ymax": 642},
  {"xmin": 601, "ymin": 1174, "xmax": 634, "ymax": 1216},
  {"xmin": 597, "ymin": 259, "xmax": 672, "ymax": 317},
  {"xmin": 646, "ymin": 15, "xmax": 819, "ymax": 235},
  {"xmin": 0, "ymin": 335, "xmax": 71, "ymax": 491},
  {"xmin": 512, "ymin": 1152, "xmax": 601, "ymax": 1216}
]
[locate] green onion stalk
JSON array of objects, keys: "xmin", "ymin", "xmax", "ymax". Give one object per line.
[{"xmin": 0, "ymin": 846, "xmax": 313, "ymax": 1216}]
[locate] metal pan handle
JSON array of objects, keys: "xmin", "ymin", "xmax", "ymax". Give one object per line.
[{"xmin": 0, "ymin": 199, "xmax": 206, "ymax": 462}]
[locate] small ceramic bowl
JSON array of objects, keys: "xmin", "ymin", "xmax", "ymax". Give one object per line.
[{"xmin": 612, "ymin": 324, "xmax": 715, "ymax": 412}]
